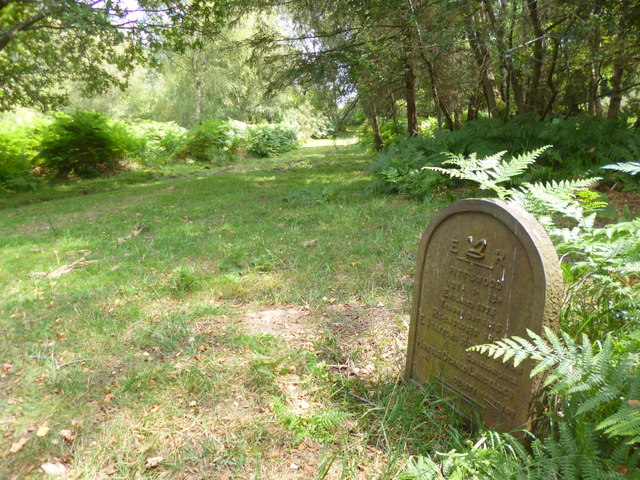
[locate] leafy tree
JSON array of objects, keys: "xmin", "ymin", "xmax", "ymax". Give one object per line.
[
  {"xmin": 153, "ymin": 15, "xmax": 283, "ymax": 126},
  {"xmin": 0, "ymin": 0, "xmax": 227, "ymax": 111},
  {"xmin": 257, "ymin": 0, "xmax": 640, "ymax": 137}
]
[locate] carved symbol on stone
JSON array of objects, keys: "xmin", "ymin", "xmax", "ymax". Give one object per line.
[
  {"xmin": 465, "ymin": 236, "xmax": 487, "ymax": 259},
  {"xmin": 495, "ymin": 249, "xmax": 505, "ymax": 267},
  {"xmin": 450, "ymin": 239, "xmax": 459, "ymax": 254}
]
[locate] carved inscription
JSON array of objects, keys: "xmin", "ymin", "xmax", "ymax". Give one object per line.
[
  {"xmin": 405, "ymin": 199, "xmax": 563, "ymax": 431},
  {"xmin": 420, "ymin": 233, "xmax": 519, "ymax": 419}
]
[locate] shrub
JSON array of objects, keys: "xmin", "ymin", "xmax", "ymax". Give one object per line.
[
  {"xmin": 0, "ymin": 125, "xmax": 40, "ymax": 192},
  {"xmin": 174, "ymin": 120, "xmax": 236, "ymax": 162},
  {"xmin": 128, "ymin": 120, "xmax": 187, "ymax": 163},
  {"xmin": 247, "ymin": 124, "xmax": 299, "ymax": 157},
  {"xmin": 36, "ymin": 111, "xmax": 142, "ymax": 178},
  {"xmin": 367, "ymin": 135, "xmax": 453, "ymax": 198},
  {"xmin": 358, "ymin": 116, "xmax": 407, "ymax": 151},
  {"xmin": 280, "ymin": 106, "xmax": 332, "ymax": 139}
]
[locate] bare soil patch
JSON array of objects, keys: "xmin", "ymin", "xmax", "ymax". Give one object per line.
[
  {"xmin": 606, "ymin": 190, "xmax": 640, "ymax": 215},
  {"xmin": 239, "ymin": 307, "xmax": 317, "ymax": 350},
  {"xmin": 238, "ymin": 300, "xmax": 409, "ymax": 379}
]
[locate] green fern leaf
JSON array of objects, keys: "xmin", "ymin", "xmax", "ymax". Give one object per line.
[
  {"xmin": 492, "ymin": 146, "xmax": 550, "ymax": 181},
  {"xmin": 602, "ymin": 161, "xmax": 640, "ymax": 175},
  {"xmin": 424, "ymin": 148, "xmax": 550, "ymax": 200},
  {"xmin": 597, "ymin": 404, "xmax": 640, "ymax": 443}
]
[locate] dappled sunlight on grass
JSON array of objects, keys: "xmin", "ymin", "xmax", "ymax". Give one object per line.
[
  {"xmin": 0, "ymin": 140, "xmax": 448, "ymax": 479},
  {"xmin": 303, "ymin": 137, "xmax": 359, "ymax": 148}
]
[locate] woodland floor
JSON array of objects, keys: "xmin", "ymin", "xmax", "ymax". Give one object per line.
[
  {"xmin": 1, "ymin": 139, "xmax": 452, "ymax": 479},
  {"xmin": 4, "ymin": 139, "xmax": 637, "ymax": 479}
]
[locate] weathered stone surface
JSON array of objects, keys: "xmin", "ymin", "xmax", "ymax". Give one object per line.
[{"xmin": 405, "ymin": 198, "xmax": 563, "ymax": 431}]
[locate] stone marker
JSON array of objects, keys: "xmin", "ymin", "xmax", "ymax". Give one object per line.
[{"xmin": 405, "ymin": 198, "xmax": 563, "ymax": 431}]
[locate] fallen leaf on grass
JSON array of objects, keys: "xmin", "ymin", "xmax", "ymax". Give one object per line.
[
  {"xmin": 36, "ymin": 425, "xmax": 50, "ymax": 437},
  {"xmin": 144, "ymin": 456, "xmax": 164, "ymax": 469},
  {"xmin": 59, "ymin": 429, "xmax": 75, "ymax": 442},
  {"xmin": 301, "ymin": 239, "xmax": 318, "ymax": 247},
  {"xmin": 353, "ymin": 364, "xmax": 375, "ymax": 376},
  {"xmin": 9, "ymin": 436, "xmax": 29, "ymax": 453},
  {"xmin": 0, "ymin": 363, "xmax": 14, "ymax": 372},
  {"xmin": 40, "ymin": 462, "xmax": 67, "ymax": 475}
]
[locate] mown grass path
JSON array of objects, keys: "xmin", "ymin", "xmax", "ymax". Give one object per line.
[{"xmin": 1, "ymin": 140, "xmax": 455, "ymax": 479}]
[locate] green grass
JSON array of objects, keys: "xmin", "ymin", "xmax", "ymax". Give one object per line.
[{"xmin": 0, "ymin": 139, "xmax": 462, "ymax": 479}]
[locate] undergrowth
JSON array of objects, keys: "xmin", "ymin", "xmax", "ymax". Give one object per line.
[
  {"xmin": 370, "ymin": 114, "xmax": 640, "ymax": 198},
  {"xmin": 404, "ymin": 150, "xmax": 640, "ymax": 479},
  {"xmin": 0, "ymin": 110, "xmax": 304, "ymax": 191}
]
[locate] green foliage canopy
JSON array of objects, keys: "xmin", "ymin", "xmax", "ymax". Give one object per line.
[{"xmin": 0, "ymin": 0, "xmax": 228, "ymax": 111}]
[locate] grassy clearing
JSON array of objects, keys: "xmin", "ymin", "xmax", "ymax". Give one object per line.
[{"xmin": 1, "ymin": 139, "xmax": 460, "ymax": 479}]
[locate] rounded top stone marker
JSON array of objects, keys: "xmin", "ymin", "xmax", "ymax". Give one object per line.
[{"xmin": 405, "ymin": 198, "xmax": 563, "ymax": 431}]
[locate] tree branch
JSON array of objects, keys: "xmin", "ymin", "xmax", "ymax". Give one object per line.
[{"xmin": 0, "ymin": 10, "xmax": 46, "ymax": 52}]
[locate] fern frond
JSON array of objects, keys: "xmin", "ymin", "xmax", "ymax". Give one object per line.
[
  {"xmin": 404, "ymin": 455, "xmax": 443, "ymax": 480},
  {"xmin": 620, "ymin": 261, "xmax": 640, "ymax": 274},
  {"xmin": 425, "ymin": 165, "xmax": 475, "ymax": 180},
  {"xmin": 509, "ymin": 177, "xmax": 605, "ymax": 244},
  {"xmin": 469, "ymin": 328, "xmax": 569, "ymax": 377},
  {"xmin": 557, "ymin": 421, "xmax": 579, "ymax": 478},
  {"xmin": 597, "ymin": 396, "xmax": 640, "ymax": 443},
  {"xmin": 610, "ymin": 441, "xmax": 636, "ymax": 465},
  {"xmin": 491, "ymin": 146, "xmax": 550, "ymax": 180},
  {"xmin": 577, "ymin": 385, "xmax": 621, "ymax": 415},
  {"xmin": 423, "ymin": 149, "xmax": 550, "ymax": 200},
  {"xmin": 469, "ymin": 334, "xmax": 545, "ymax": 369},
  {"xmin": 602, "ymin": 161, "xmax": 640, "ymax": 175}
]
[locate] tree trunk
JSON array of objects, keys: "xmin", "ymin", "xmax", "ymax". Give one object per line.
[
  {"xmin": 507, "ymin": 1, "xmax": 525, "ymax": 114},
  {"xmin": 607, "ymin": 14, "xmax": 627, "ymax": 120},
  {"xmin": 405, "ymin": 60, "xmax": 419, "ymax": 136},
  {"xmin": 541, "ymin": 37, "xmax": 559, "ymax": 121},
  {"xmin": 526, "ymin": 0, "xmax": 544, "ymax": 110},
  {"xmin": 194, "ymin": 80, "xmax": 203, "ymax": 124},
  {"xmin": 191, "ymin": 48, "xmax": 204, "ymax": 124},
  {"xmin": 467, "ymin": 24, "xmax": 499, "ymax": 118},
  {"xmin": 588, "ymin": 23, "xmax": 603, "ymax": 116},
  {"xmin": 467, "ymin": 89, "xmax": 482, "ymax": 122},
  {"xmin": 481, "ymin": 0, "xmax": 524, "ymax": 114},
  {"xmin": 424, "ymin": 59, "xmax": 455, "ymax": 131},
  {"xmin": 467, "ymin": 104, "xmax": 478, "ymax": 122},
  {"xmin": 607, "ymin": 63, "xmax": 624, "ymax": 119}
]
